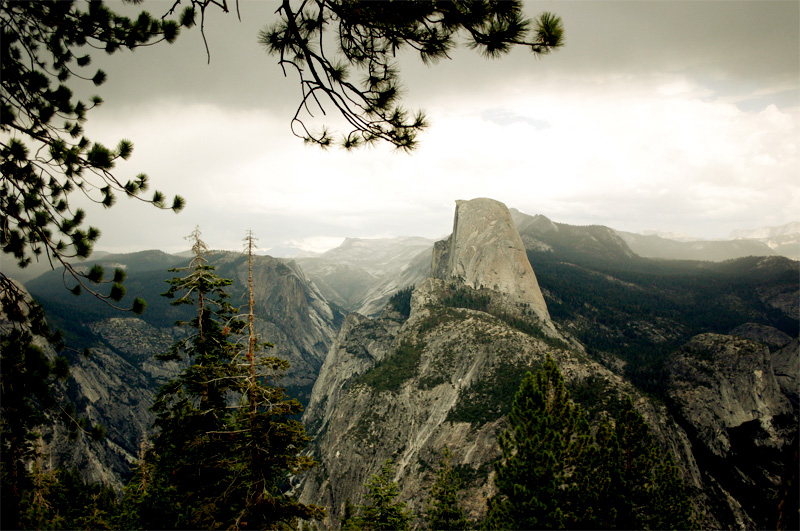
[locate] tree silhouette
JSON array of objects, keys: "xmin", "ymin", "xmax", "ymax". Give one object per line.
[
  {"xmin": 119, "ymin": 228, "xmax": 324, "ymax": 529},
  {"xmin": 261, "ymin": 0, "xmax": 563, "ymax": 150}
]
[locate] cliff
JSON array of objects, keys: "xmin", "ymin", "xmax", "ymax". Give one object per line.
[
  {"xmin": 23, "ymin": 251, "xmax": 341, "ymax": 487},
  {"xmin": 432, "ymin": 199, "xmax": 551, "ymax": 327},
  {"xmin": 297, "ymin": 199, "xmax": 700, "ymax": 526}
]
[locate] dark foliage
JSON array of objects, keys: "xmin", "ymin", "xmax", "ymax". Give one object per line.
[
  {"xmin": 118, "ymin": 229, "xmax": 324, "ymax": 529},
  {"xmin": 485, "ymin": 356, "xmax": 695, "ymax": 530},
  {"xmin": 426, "ymin": 447, "xmax": 470, "ymax": 531},
  {"xmin": 260, "ymin": 1, "xmax": 563, "ymax": 150},
  {"xmin": 355, "ymin": 340, "xmax": 424, "ymax": 393},
  {"xmin": 387, "ymin": 286, "xmax": 414, "ymax": 319},
  {"xmin": 347, "ymin": 460, "xmax": 413, "ymax": 531},
  {"xmin": 530, "ymin": 251, "xmax": 799, "ymax": 394}
]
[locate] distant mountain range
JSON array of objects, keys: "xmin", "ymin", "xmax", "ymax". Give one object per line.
[
  {"xmin": 730, "ymin": 221, "xmax": 800, "ymax": 240},
  {"xmin": 8, "ymin": 200, "xmax": 798, "ymax": 529},
  {"xmin": 619, "ymin": 221, "xmax": 800, "ymax": 261}
]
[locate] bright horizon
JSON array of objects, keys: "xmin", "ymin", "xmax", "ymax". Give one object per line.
[{"xmin": 60, "ymin": 1, "xmax": 798, "ymax": 256}]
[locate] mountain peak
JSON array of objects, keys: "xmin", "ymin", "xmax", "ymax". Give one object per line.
[{"xmin": 431, "ymin": 198, "xmax": 551, "ymax": 324}]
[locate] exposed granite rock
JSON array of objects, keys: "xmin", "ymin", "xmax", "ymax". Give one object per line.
[
  {"xmin": 772, "ymin": 337, "xmax": 799, "ymax": 407},
  {"xmin": 299, "ymin": 277, "xmax": 698, "ymax": 528},
  {"xmin": 729, "ymin": 322, "xmax": 793, "ymax": 349},
  {"xmin": 666, "ymin": 333, "xmax": 796, "ymax": 528},
  {"xmin": 432, "ymin": 199, "xmax": 551, "ymax": 327}
]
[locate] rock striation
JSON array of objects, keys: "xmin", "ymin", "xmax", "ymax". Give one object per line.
[
  {"xmin": 667, "ymin": 333, "xmax": 797, "ymax": 529},
  {"xmin": 432, "ymin": 198, "xmax": 551, "ymax": 326}
]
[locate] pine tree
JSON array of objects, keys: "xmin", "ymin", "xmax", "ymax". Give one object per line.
[
  {"xmin": 357, "ymin": 460, "xmax": 413, "ymax": 531},
  {"xmin": 610, "ymin": 397, "xmax": 695, "ymax": 530},
  {"xmin": 484, "ymin": 354, "xmax": 592, "ymax": 530},
  {"xmin": 122, "ymin": 228, "xmax": 324, "ymax": 529},
  {"xmin": 426, "ymin": 447, "xmax": 470, "ymax": 531},
  {"xmin": 485, "ymin": 356, "xmax": 695, "ymax": 530},
  {"xmin": 340, "ymin": 499, "xmax": 360, "ymax": 531}
]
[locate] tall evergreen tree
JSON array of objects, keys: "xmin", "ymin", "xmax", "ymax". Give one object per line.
[
  {"xmin": 426, "ymin": 447, "xmax": 470, "ymax": 531},
  {"xmin": 605, "ymin": 397, "xmax": 695, "ymax": 530},
  {"xmin": 119, "ymin": 228, "xmax": 323, "ymax": 529},
  {"xmin": 485, "ymin": 354, "xmax": 592, "ymax": 530},
  {"xmin": 356, "ymin": 460, "xmax": 413, "ymax": 531},
  {"xmin": 340, "ymin": 499, "xmax": 361, "ymax": 531},
  {"xmin": 485, "ymin": 355, "xmax": 694, "ymax": 530}
]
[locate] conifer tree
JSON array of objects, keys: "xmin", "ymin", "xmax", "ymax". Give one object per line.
[
  {"xmin": 426, "ymin": 447, "xmax": 470, "ymax": 531},
  {"xmin": 356, "ymin": 460, "xmax": 413, "ymax": 531},
  {"xmin": 121, "ymin": 228, "xmax": 323, "ymax": 529},
  {"xmin": 340, "ymin": 499, "xmax": 360, "ymax": 531},
  {"xmin": 485, "ymin": 355, "xmax": 694, "ymax": 530},
  {"xmin": 484, "ymin": 354, "xmax": 592, "ymax": 530},
  {"xmin": 606, "ymin": 397, "xmax": 695, "ymax": 530}
]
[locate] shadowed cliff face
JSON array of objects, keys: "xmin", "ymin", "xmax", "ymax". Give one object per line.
[
  {"xmin": 20, "ymin": 251, "xmax": 342, "ymax": 488},
  {"xmin": 432, "ymin": 198, "xmax": 552, "ymax": 328},
  {"xmin": 666, "ymin": 333, "xmax": 797, "ymax": 529}
]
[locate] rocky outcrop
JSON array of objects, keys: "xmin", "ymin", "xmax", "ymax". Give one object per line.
[
  {"xmin": 22, "ymin": 250, "xmax": 342, "ymax": 487},
  {"xmin": 666, "ymin": 333, "xmax": 797, "ymax": 529},
  {"xmin": 47, "ymin": 318, "xmax": 181, "ymax": 490},
  {"xmin": 432, "ymin": 198, "xmax": 551, "ymax": 327},
  {"xmin": 298, "ymin": 278, "xmax": 669, "ymax": 527},
  {"xmin": 729, "ymin": 322, "xmax": 793, "ymax": 349},
  {"xmin": 772, "ymin": 337, "xmax": 799, "ymax": 407}
]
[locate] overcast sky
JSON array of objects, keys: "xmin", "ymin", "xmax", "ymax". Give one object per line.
[{"xmin": 75, "ymin": 0, "xmax": 799, "ymax": 254}]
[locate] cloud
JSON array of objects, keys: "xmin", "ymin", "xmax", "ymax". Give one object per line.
[
  {"xmin": 67, "ymin": 1, "xmax": 797, "ymax": 254},
  {"xmin": 76, "ymin": 65, "xmax": 798, "ymax": 254}
]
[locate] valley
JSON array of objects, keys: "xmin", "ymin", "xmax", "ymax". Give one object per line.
[{"xmin": 12, "ymin": 200, "xmax": 800, "ymax": 529}]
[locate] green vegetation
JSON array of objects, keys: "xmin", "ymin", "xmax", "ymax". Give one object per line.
[
  {"xmin": 426, "ymin": 448, "xmax": 470, "ymax": 531},
  {"xmin": 441, "ymin": 287, "xmax": 493, "ymax": 312},
  {"xmin": 485, "ymin": 355, "xmax": 695, "ymax": 530},
  {"xmin": 529, "ymin": 250, "xmax": 799, "ymax": 395},
  {"xmin": 341, "ymin": 461, "xmax": 413, "ymax": 531},
  {"xmin": 387, "ymin": 286, "xmax": 414, "ymax": 319},
  {"xmin": 117, "ymin": 230, "xmax": 323, "ymax": 529},
  {"xmin": 447, "ymin": 360, "xmax": 542, "ymax": 424},
  {"xmin": 16, "ymin": 462, "xmax": 119, "ymax": 530},
  {"xmin": 355, "ymin": 340, "xmax": 425, "ymax": 393},
  {"xmin": 437, "ymin": 284, "xmax": 569, "ymax": 349},
  {"xmin": 567, "ymin": 374, "xmax": 623, "ymax": 420}
]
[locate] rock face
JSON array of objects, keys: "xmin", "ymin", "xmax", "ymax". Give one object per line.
[
  {"xmin": 298, "ymin": 278, "xmax": 667, "ymax": 527},
  {"xmin": 297, "ymin": 198, "xmax": 701, "ymax": 527},
  {"xmin": 432, "ymin": 199, "xmax": 551, "ymax": 326},
  {"xmin": 297, "ymin": 237, "xmax": 436, "ymax": 317},
  {"xmin": 772, "ymin": 338, "xmax": 799, "ymax": 407},
  {"xmin": 23, "ymin": 251, "xmax": 341, "ymax": 488},
  {"xmin": 667, "ymin": 333, "xmax": 797, "ymax": 529}
]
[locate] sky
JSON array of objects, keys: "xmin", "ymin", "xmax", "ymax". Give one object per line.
[{"xmin": 71, "ymin": 0, "xmax": 799, "ymax": 255}]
